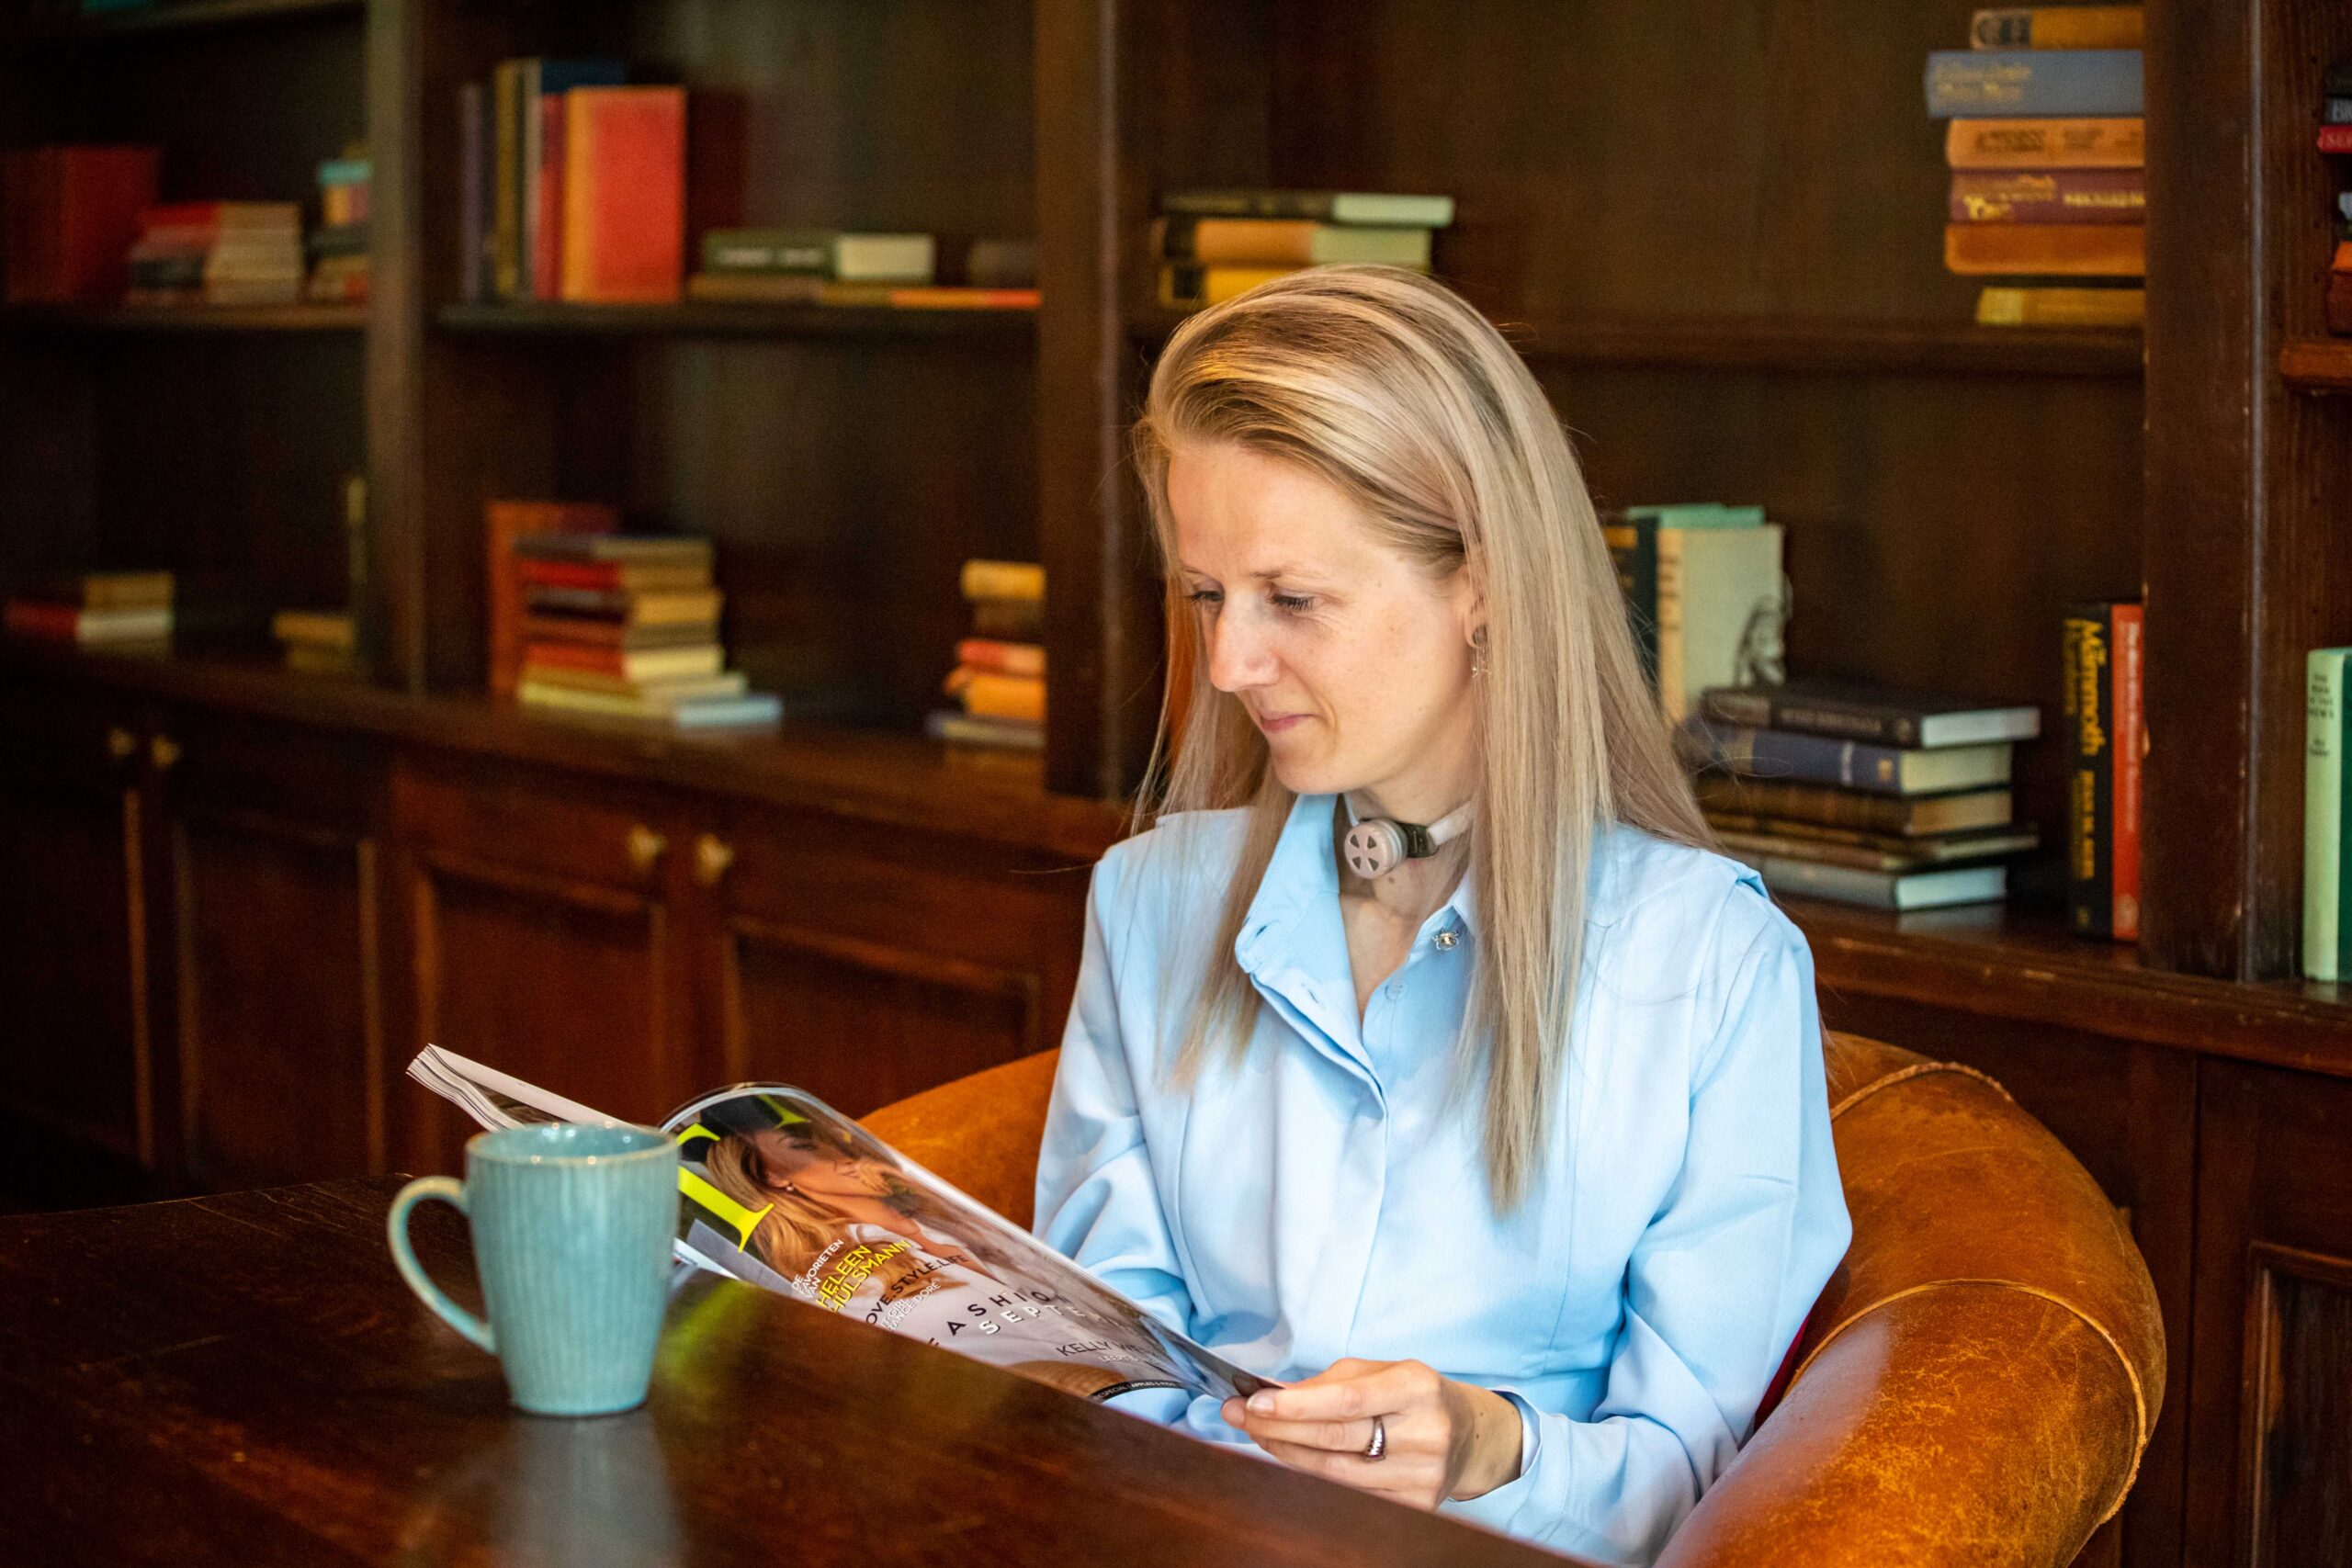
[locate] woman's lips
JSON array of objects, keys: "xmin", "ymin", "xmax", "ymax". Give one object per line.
[{"xmin": 1256, "ymin": 711, "xmax": 1307, "ymax": 734}]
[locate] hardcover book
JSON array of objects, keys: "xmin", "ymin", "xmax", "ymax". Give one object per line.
[
  {"xmin": 2308, "ymin": 648, "xmax": 2352, "ymax": 981},
  {"xmin": 1944, "ymin": 222, "xmax": 2145, "ymax": 276},
  {"xmin": 1154, "ymin": 216, "xmax": 1433, "ymax": 268},
  {"xmin": 1699, "ymin": 680, "xmax": 2041, "ymax": 749},
  {"xmin": 560, "ymin": 86, "xmax": 685, "ymax": 304},
  {"xmin": 1604, "ymin": 511, "xmax": 1784, "ymax": 724},
  {"xmin": 1158, "ymin": 189, "xmax": 1455, "ymax": 227},
  {"xmin": 1975, "ymin": 286, "xmax": 2145, "ymax": 327},
  {"xmin": 484, "ymin": 500, "xmax": 620, "ymax": 698},
  {"xmin": 1925, "ymin": 49, "xmax": 2144, "ymax": 118},
  {"xmin": 2061, "ymin": 602, "xmax": 2143, "ymax": 941},
  {"xmin": 1946, "ymin": 117, "xmax": 2144, "ymax": 168},
  {"xmin": 1948, "ymin": 169, "xmax": 2145, "ymax": 224},
  {"xmin": 1969, "ymin": 6, "xmax": 2143, "ymax": 51},
  {"xmin": 1682, "ymin": 721, "xmax": 2013, "ymax": 796},
  {"xmin": 1695, "ymin": 774, "xmax": 2014, "ymax": 835}
]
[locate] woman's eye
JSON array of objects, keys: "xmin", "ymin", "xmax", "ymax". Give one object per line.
[
  {"xmin": 1185, "ymin": 589, "xmax": 1221, "ymax": 608},
  {"xmin": 1271, "ymin": 593, "xmax": 1316, "ymax": 615}
]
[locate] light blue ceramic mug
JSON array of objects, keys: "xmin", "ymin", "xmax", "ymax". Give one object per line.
[{"xmin": 389, "ymin": 1122, "xmax": 679, "ymax": 1416}]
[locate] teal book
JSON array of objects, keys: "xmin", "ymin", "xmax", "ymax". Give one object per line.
[
  {"xmin": 1925, "ymin": 50, "xmax": 2143, "ymax": 118},
  {"xmin": 2307, "ymin": 649, "xmax": 2352, "ymax": 981}
]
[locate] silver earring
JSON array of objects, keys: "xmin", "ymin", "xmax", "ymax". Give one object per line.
[{"xmin": 1471, "ymin": 631, "xmax": 1488, "ymax": 679}]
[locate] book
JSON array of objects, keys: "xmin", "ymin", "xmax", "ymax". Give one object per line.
[
  {"xmin": 1976, "ymin": 285, "xmax": 2145, "ymax": 327},
  {"xmin": 960, "ymin": 559, "xmax": 1045, "ymax": 602},
  {"xmin": 1603, "ymin": 512, "xmax": 1784, "ymax": 724},
  {"xmin": 516, "ymin": 558, "xmax": 710, "ymax": 594},
  {"xmin": 1710, "ymin": 823, "xmax": 2039, "ymax": 875},
  {"xmin": 408, "ymin": 1044, "xmax": 1272, "ymax": 1404},
  {"xmin": 458, "ymin": 82, "xmax": 489, "ymax": 302},
  {"xmin": 969, "ymin": 598, "xmax": 1044, "ymax": 640},
  {"xmin": 519, "ymin": 59, "xmax": 628, "ymax": 303},
  {"xmin": 523, "ymin": 666, "xmax": 747, "ymax": 704},
  {"xmin": 517, "ymin": 679, "xmax": 780, "ymax": 730},
  {"xmin": 0, "ymin": 145, "xmax": 158, "ymax": 304},
  {"xmin": 514, "ymin": 533, "xmax": 712, "ymax": 568},
  {"xmin": 1159, "ymin": 190, "xmax": 1455, "ymax": 227},
  {"xmin": 41, "ymin": 570, "xmax": 172, "ymax": 611},
  {"xmin": 2307, "ymin": 649, "xmax": 2352, "ymax": 980},
  {"xmin": 1946, "ymin": 116, "xmax": 2144, "ymax": 169},
  {"xmin": 925, "ymin": 709, "xmax": 1045, "ymax": 750},
  {"xmin": 270, "ymin": 608, "xmax": 356, "ymax": 652},
  {"xmin": 1159, "ymin": 264, "xmax": 1295, "ymax": 310},
  {"xmin": 1695, "ymin": 775, "xmax": 2013, "ymax": 835},
  {"xmin": 2324, "ymin": 96, "xmax": 2352, "ymax": 125},
  {"xmin": 1705, "ymin": 811, "xmax": 2041, "ymax": 864},
  {"xmin": 698, "ymin": 229, "xmax": 937, "ymax": 283},
  {"xmin": 484, "ymin": 500, "xmax": 620, "ymax": 699},
  {"xmin": 520, "ymin": 614, "xmax": 715, "ymax": 650},
  {"xmin": 1969, "ymin": 6, "xmax": 2143, "ymax": 50},
  {"xmin": 1735, "ymin": 854, "xmax": 2009, "ymax": 912},
  {"xmin": 1153, "ymin": 216, "xmax": 1434, "ymax": 267},
  {"xmin": 2317, "ymin": 126, "xmax": 2352, "ymax": 154},
  {"xmin": 2062, "ymin": 602, "xmax": 2144, "ymax": 942},
  {"xmin": 1944, "ymin": 222, "xmax": 2145, "ymax": 276},
  {"xmin": 3, "ymin": 602, "xmax": 171, "ymax": 644},
  {"xmin": 525, "ymin": 585, "xmax": 724, "ymax": 627},
  {"xmin": 1684, "ymin": 723, "xmax": 2013, "ymax": 796},
  {"xmin": 956, "ymin": 637, "xmax": 1045, "ymax": 678},
  {"xmin": 947, "ymin": 670, "xmax": 1046, "ymax": 725},
  {"xmin": 883, "ymin": 287, "xmax": 1040, "ymax": 310},
  {"xmin": 1949, "ymin": 169, "xmax": 2144, "ymax": 223},
  {"xmin": 561, "ymin": 86, "xmax": 685, "ymax": 304},
  {"xmin": 522, "ymin": 640, "xmax": 725, "ymax": 683},
  {"xmin": 1925, "ymin": 50, "xmax": 2143, "ymax": 118},
  {"xmin": 1700, "ymin": 681, "xmax": 2041, "ymax": 749}
]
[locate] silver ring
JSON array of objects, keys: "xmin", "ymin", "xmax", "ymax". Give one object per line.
[{"xmin": 1363, "ymin": 1414, "xmax": 1386, "ymax": 1461}]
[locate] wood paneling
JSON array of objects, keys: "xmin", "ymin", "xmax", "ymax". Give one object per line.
[{"xmin": 2188, "ymin": 1062, "xmax": 2352, "ymax": 1568}]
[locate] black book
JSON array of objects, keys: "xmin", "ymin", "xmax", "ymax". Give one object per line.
[{"xmin": 1699, "ymin": 679, "xmax": 2041, "ymax": 750}]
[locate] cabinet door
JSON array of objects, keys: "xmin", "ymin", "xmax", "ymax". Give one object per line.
[
  {"xmin": 2186, "ymin": 1062, "xmax": 2352, "ymax": 1568},
  {"xmin": 159, "ymin": 708, "xmax": 386, "ymax": 1190},
  {"xmin": 695, "ymin": 807, "xmax": 1090, "ymax": 1117},
  {"xmin": 390, "ymin": 755, "xmax": 693, "ymax": 1172},
  {"xmin": 0, "ymin": 678, "xmax": 153, "ymax": 1170}
]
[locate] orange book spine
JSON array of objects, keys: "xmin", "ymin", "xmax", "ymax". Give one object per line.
[
  {"xmin": 1943, "ymin": 223, "xmax": 2145, "ymax": 276},
  {"xmin": 562, "ymin": 87, "xmax": 685, "ymax": 304},
  {"xmin": 955, "ymin": 638, "xmax": 1046, "ymax": 678},
  {"xmin": 1944, "ymin": 116, "xmax": 2144, "ymax": 170},
  {"xmin": 2110, "ymin": 603, "xmax": 2143, "ymax": 942},
  {"xmin": 947, "ymin": 670, "xmax": 1046, "ymax": 724}
]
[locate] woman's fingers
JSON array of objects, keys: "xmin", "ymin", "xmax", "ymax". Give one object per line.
[
  {"xmin": 1241, "ymin": 1359, "xmax": 1440, "ymax": 1425},
  {"xmin": 1255, "ymin": 1438, "xmax": 1442, "ymax": 1506},
  {"xmin": 1229, "ymin": 1411, "xmax": 1381, "ymax": 1452}
]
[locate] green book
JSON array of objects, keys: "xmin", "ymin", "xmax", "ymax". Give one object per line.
[{"xmin": 2307, "ymin": 649, "xmax": 2352, "ymax": 981}]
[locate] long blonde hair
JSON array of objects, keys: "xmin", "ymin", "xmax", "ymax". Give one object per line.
[{"xmin": 1130, "ymin": 265, "xmax": 1708, "ymax": 1213}]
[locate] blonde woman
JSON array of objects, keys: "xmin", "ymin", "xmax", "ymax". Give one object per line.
[{"xmin": 1031, "ymin": 266, "xmax": 1850, "ymax": 1566}]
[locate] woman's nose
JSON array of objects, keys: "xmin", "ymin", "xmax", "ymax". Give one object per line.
[{"xmin": 1204, "ymin": 606, "xmax": 1276, "ymax": 692}]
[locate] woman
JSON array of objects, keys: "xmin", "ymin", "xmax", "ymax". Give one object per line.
[{"xmin": 1031, "ymin": 265, "xmax": 1850, "ymax": 1566}]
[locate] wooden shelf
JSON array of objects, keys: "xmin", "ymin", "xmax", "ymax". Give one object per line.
[
  {"xmin": 10, "ymin": 0, "xmax": 358, "ymax": 39},
  {"xmin": 2280, "ymin": 335, "xmax": 2352, "ymax": 392},
  {"xmin": 1128, "ymin": 307, "xmax": 2143, "ymax": 379},
  {"xmin": 0, "ymin": 303, "xmax": 366, "ymax": 334},
  {"xmin": 437, "ymin": 301, "xmax": 1038, "ymax": 344}
]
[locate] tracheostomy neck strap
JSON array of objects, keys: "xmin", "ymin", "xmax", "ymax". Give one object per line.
[{"xmin": 1340, "ymin": 792, "xmax": 1476, "ymax": 879}]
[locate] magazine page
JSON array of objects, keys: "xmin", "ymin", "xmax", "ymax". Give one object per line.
[
  {"xmin": 662, "ymin": 1082, "xmax": 1279, "ymax": 1404},
  {"xmin": 405, "ymin": 1047, "xmax": 1275, "ymax": 1404}
]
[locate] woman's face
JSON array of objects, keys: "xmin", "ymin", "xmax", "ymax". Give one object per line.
[
  {"xmin": 1167, "ymin": 439, "xmax": 1481, "ymax": 813},
  {"xmin": 742, "ymin": 1128, "xmax": 888, "ymax": 1199}
]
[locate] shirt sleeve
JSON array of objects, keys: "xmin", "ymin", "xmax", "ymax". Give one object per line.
[
  {"xmin": 1448, "ymin": 901, "xmax": 1851, "ymax": 1565},
  {"xmin": 1031, "ymin": 856, "xmax": 1199, "ymax": 1345}
]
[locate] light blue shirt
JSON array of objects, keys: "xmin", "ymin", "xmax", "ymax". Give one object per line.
[{"xmin": 1032, "ymin": 791, "xmax": 1850, "ymax": 1564}]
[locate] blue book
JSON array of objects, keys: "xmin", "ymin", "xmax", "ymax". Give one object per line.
[
  {"xmin": 1683, "ymin": 721, "xmax": 2013, "ymax": 796},
  {"xmin": 1924, "ymin": 50, "xmax": 2143, "ymax": 118}
]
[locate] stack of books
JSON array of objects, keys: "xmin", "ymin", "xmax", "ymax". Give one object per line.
[
  {"xmin": 460, "ymin": 61, "xmax": 684, "ymax": 305},
  {"xmin": 1928, "ymin": 6, "xmax": 2146, "ymax": 329},
  {"xmin": 1601, "ymin": 502, "xmax": 1785, "ymax": 725},
  {"xmin": 2064, "ymin": 603, "xmax": 2143, "ymax": 942},
  {"xmin": 514, "ymin": 535, "xmax": 779, "ymax": 731},
  {"xmin": 2321, "ymin": 60, "xmax": 2352, "ymax": 335},
  {"xmin": 306, "ymin": 152, "xmax": 370, "ymax": 304},
  {"xmin": 4, "ymin": 571, "xmax": 173, "ymax": 647},
  {"xmin": 128, "ymin": 202, "xmax": 303, "ymax": 307},
  {"xmin": 0, "ymin": 144, "xmax": 157, "ymax": 304},
  {"xmin": 928, "ymin": 560, "xmax": 1045, "ymax": 751},
  {"xmin": 684, "ymin": 231, "xmax": 1039, "ymax": 310},
  {"xmin": 1688, "ymin": 679, "xmax": 2042, "ymax": 911},
  {"xmin": 1150, "ymin": 190, "xmax": 1453, "ymax": 310},
  {"xmin": 271, "ymin": 609, "xmax": 358, "ymax": 675}
]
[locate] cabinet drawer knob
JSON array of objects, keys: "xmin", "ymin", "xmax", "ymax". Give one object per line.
[
  {"xmin": 106, "ymin": 726, "xmax": 138, "ymax": 763},
  {"xmin": 627, "ymin": 824, "xmax": 667, "ymax": 873},
  {"xmin": 149, "ymin": 734, "xmax": 182, "ymax": 772},
  {"xmin": 694, "ymin": 832, "xmax": 736, "ymax": 887}
]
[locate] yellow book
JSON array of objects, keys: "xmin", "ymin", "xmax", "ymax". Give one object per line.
[
  {"xmin": 1976, "ymin": 286, "xmax": 2145, "ymax": 328},
  {"xmin": 1969, "ymin": 6, "xmax": 2143, "ymax": 50},
  {"xmin": 959, "ymin": 560, "xmax": 1045, "ymax": 603},
  {"xmin": 951, "ymin": 671, "xmax": 1046, "ymax": 725},
  {"xmin": 1157, "ymin": 264, "xmax": 1297, "ymax": 310}
]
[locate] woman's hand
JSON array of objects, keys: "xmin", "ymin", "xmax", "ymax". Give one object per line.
[{"xmin": 1219, "ymin": 1358, "xmax": 1521, "ymax": 1509}]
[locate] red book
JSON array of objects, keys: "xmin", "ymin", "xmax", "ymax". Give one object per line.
[
  {"xmin": 3, "ymin": 146, "xmax": 158, "ymax": 304},
  {"xmin": 956, "ymin": 637, "xmax": 1046, "ymax": 678},
  {"xmin": 533, "ymin": 93, "xmax": 566, "ymax": 301},
  {"xmin": 2112, "ymin": 604, "xmax": 2143, "ymax": 943},
  {"xmin": 516, "ymin": 557, "xmax": 709, "ymax": 592},
  {"xmin": 3, "ymin": 601, "xmax": 78, "ymax": 640},
  {"xmin": 484, "ymin": 501, "xmax": 620, "ymax": 697},
  {"xmin": 2320, "ymin": 125, "xmax": 2352, "ymax": 153},
  {"xmin": 561, "ymin": 87, "xmax": 685, "ymax": 304}
]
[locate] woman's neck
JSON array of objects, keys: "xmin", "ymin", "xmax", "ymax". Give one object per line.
[{"xmin": 1329, "ymin": 797, "xmax": 1472, "ymax": 924}]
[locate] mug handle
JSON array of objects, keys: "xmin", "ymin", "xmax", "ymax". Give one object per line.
[{"xmin": 387, "ymin": 1176, "xmax": 496, "ymax": 1353}]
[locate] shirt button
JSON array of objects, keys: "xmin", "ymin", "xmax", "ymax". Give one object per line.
[
  {"xmin": 1387, "ymin": 982, "xmax": 1403, "ymax": 998},
  {"xmin": 1434, "ymin": 931, "xmax": 1457, "ymax": 950}
]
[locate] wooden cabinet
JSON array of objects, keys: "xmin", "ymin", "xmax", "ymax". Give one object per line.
[
  {"xmin": 154, "ymin": 706, "xmax": 388, "ymax": 1190},
  {"xmin": 0, "ymin": 677, "xmax": 156, "ymax": 1172},
  {"xmin": 2185, "ymin": 1063, "xmax": 2352, "ymax": 1568}
]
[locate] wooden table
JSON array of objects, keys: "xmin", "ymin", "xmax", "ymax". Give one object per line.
[{"xmin": 0, "ymin": 1179, "xmax": 1579, "ymax": 1566}]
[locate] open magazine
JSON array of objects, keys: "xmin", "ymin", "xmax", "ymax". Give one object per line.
[{"xmin": 407, "ymin": 1046, "xmax": 1277, "ymax": 1405}]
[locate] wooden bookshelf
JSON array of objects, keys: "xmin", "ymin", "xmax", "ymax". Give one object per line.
[
  {"xmin": 0, "ymin": 302, "xmax": 366, "ymax": 333},
  {"xmin": 2280, "ymin": 335, "xmax": 2352, "ymax": 391},
  {"xmin": 436, "ymin": 300, "xmax": 1036, "ymax": 343}
]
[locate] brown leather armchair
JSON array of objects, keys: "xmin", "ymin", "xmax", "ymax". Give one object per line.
[{"xmin": 863, "ymin": 1032, "xmax": 2165, "ymax": 1567}]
